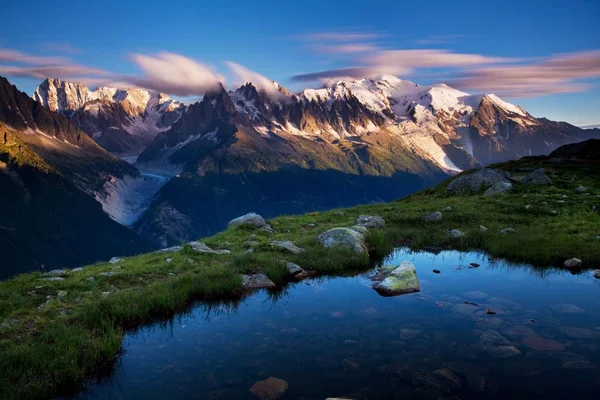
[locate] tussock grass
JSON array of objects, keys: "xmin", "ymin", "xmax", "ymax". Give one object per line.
[{"xmin": 1, "ymin": 157, "xmax": 599, "ymax": 399}]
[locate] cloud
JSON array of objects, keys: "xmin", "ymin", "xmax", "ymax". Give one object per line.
[
  {"xmin": 292, "ymin": 49, "xmax": 513, "ymax": 82},
  {"xmin": 225, "ymin": 61, "xmax": 291, "ymax": 102},
  {"xmin": 0, "ymin": 48, "xmax": 107, "ymax": 80},
  {"xmin": 292, "ymin": 31, "xmax": 384, "ymax": 42},
  {"xmin": 126, "ymin": 53, "xmax": 225, "ymax": 96},
  {"xmin": 413, "ymin": 35, "xmax": 465, "ymax": 45},
  {"xmin": 450, "ymin": 50, "xmax": 600, "ymax": 97},
  {"xmin": 311, "ymin": 43, "xmax": 380, "ymax": 54}
]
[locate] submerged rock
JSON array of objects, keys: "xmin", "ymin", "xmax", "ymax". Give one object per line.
[
  {"xmin": 269, "ymin": 240, "xmax": 304, "ymax": 254},
  {"xmin": 521, "ymin": 168, "xmax": 553, "ymax": 185},
  {"xmin": 447, "ymin": 168, "xmax": 511, "ymax": 193},
  {"xmin": 373, "ymin": 261, "xmax": 420, "ymax": 296},
  {"xmin": 551, "ymin": 303, "xmax": 584, "ymax": 314},
  {"xmin": 521, "ymin": 335, "xmax": 565, "ymax": 351},
  {"xmin": 249, "ymin": 376, "xmax": 288, "ymax": 400},
  {"xmin": 423, "ymin": 211, "xmax": 442, "ymax": 222},
  {"xmin": 317, "ymin": 228, "xmax": 367, "ymax": 254},
  {"xmin": 228, "ymin": 213, "xmax": 273, "ymax": 231},
  {"xmin": 563, "ymin": 258, "xmax": 582, "ymax": 268},
  {"xmin": 355, "ymin": 215, "xmax": 385, "ymax": 229},
  {"xmin": 479, "ymin": 329, "xmax": 522, "ymax": 358},
  {"xmin": 241, "ymin": 274, "xmax": 276, "ymax": 290}
]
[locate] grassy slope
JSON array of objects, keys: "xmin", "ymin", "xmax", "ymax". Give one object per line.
[{"xmin": 1, "ymin": 156, "xmax": 599, "ymax": 399}]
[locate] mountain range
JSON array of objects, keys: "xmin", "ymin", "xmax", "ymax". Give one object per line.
[{"xmin": 0, "ymin": 74, "xmax": 598, "ymax": 277}]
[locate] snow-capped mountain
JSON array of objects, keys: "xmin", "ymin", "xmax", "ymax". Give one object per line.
[
  {"xmin": 33, "ymin": 78, "xmax": 186, "ymax": 155},
  {"xmin": 134, "ymin": 75, "xmax": 599, "ymax": 246}
]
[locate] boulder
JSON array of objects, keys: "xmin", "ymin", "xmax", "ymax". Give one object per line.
[
  {"xmin": 241, "ymin": 274, "xmax": 276, "ymax": 289},
  {"xmin": 423, "ymin": 211, "xmax": 442, "ymax": 222},
  {"xmin": 284, "ymin": 262, "xmax": 305, "ymax": 277},
  {"xmin": 448, "ymin": 229, "xmax": 466, "ymax": 238},
  {"xmin": 483, "ymin": 182, "xmax": 513, "ymax": 196},
  {"xmin": 373, "ymin": 261, "xmax": 420, "ymax": 296},
  {"xmin": 249, "ymin": 377, "xmax": 288, "ymax": 400},
  {"xmin": 500, "ymin": 228, "xmax": 516, "ymax": 234},
  {"xmin": 575, "ymin": 186, "xmax": 587, "ymax": 193},
  {"xmin": 479, "ymin": 225, "xmax": 488, "ymax": 233},
  {"xmin": 269, "ymin": 240, "xmax": 304, "ymax": 254},
  {"xmin": 447, "ymin": 168, "xmax": 511, "ymax": 193},
  {"xmin": 593, "ymin": 270, "xmax": 600, "ymax": 279},
  {"xmin": 109, "ymin": 257, "xmax": 121, "ymax": 264},
  {"xmin": 564, "ymin": 258, "xmax": 582, "ymax": 268},
  {"xmin": 355, "ymin": 215, "xmax": 385, "ymax": 229},
  {"xmin": 71, "ymin": 267, "xmax": 83, "ymax": 273},
  {"xmin": 317, "ymin": 228, "xmax": 367, "ymax": 254},
  {"xmin": 521, "ymin": 168, "xmax": 553, "ymax": 185},
  {"xmin": 228, "ymin": 212, "xmax": 273, "ymax": 231},
  {"xmin": 349, "ymin": 225, "xmax": 368, "ymax": 234}
]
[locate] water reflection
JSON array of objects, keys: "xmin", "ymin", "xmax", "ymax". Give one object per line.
[{"xmin": 78, "ymin": 248, "xmax": 600, "ymax": 400}]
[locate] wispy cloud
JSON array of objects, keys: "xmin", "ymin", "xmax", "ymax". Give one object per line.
[
  {"xmin": 413, "ymin": 35, "xmax": 465, "ymax": 45},
  {"xmin": 0, "ymin": 48, "xmax": 106, "ymax": 79},
  {"xmin": 126, "ymin": 53, "xmax": 224, "ymax": 96},
  {"xmin": 292, "ymin": 31, "xmax": 384, "ymax": 42},
  {"xmin": 311, "ymin": 43, "xmax": 380, "ymax": 54},
  {"xmin": 292, "ymin": 49, "xmax": 513, "ymax": 82},
  {"xmin": 42, "ymin": 42, "xmax": 82, "ymax": 55},
  {"xmin": 450, "ymin": 50, "xmax": 600, "ymax": 97}
]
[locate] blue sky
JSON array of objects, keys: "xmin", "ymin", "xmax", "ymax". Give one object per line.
[{"xmin": 1, "ymin": 0, "xmax": 599, "ymax": 125}]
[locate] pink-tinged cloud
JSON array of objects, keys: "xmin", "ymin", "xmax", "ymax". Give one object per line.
[
  {"xmin": 292, "ymin": 31, "xmax": 384, "ymax": 42},
  {"xmin": 292, "ymin": 49, "xmax": 510, "ymax": 82},
  {"xmin": 225, "ymin": 61, "xmax": 292, "ymax": 102},
  {"xmin": 0, "ymin": 48, "xmax": 70, "ymax": 65},
  {"xmin": 127, "ymin": 53, "xmax": 225, "ymax": 96},
  {"xmin": 450, "ymin": 50, "xmax": 600, "ymax": 97},
  {"xmin": 311, "ymin": 43, "xmax": 380, "ymax": 54},
  {"xmin": 43, "ymin": 42, "xmax": 82, "ymax": 55}
]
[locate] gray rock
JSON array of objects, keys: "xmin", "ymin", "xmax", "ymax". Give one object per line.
[
  {"xmin": 269, "ymin": 240, "xmax": 304, "ymax": 254},
  {"xmin": 447, "ymin": 168, "xmax": 511, "ymax": 193},
  {"xmin": 157, "ymin": 245, "xmax": 183, "ymax": 253},
  {"xmin": 188, "ymin": 241, "xmax": 231, "ymax": 254},
  {"xmin": 500, "ymin": 228, "xmax": 516, "ymax": 235},
  {"xmin": 373, "ymin": 261, "xmax": 420, "ymax": 296},
  {"xmin": 228, "ymin": 212, "xmax": 273, "ymax": 231},
  {"xmin": 564, "ymin": 258, "xmax": 582, "ymax": 268},
  {"xmin": 109, "ymin": 257, "xmax": 121, "ymax": 264},
  {"xmin": 165, "ymin": 258, "xmax": 173, "ymax": 263},
  {"xmin": 284, "ymin": 262, "xmax": 305, "ymax": 277},
  {"xmin": 479, "ymin": 329, "xmax": 522, "ymax": 358},
  {"xmin": 317, "ymin": 228, "xmax": 367, "ymax": 254},
  {"xmin": 593, "ymin": 270, "xmax": 600, "ymax": 279},
  {"xmin": 521, "ymin": 168, "xmax": 553, "ymax": 185},
  {"xmin": 356, "ymin": 215, "xmax": 385, "ymax": 229},
  {"xmin": 483, "ymin": 182, "xmax": 513, "ymax": 196},
  {"xmin": 241, "ymin": 274, "xmax": 276, "ymax": 289},
  {"xmin": 57, "ymin": 290, "xmax": 68, "ymax": 298},
  {"xmin": 99, "ymin": 272, "xmax": 118, "ymax": 277},
  {"xmin": 86, "ymin": 277, "xmax": 95, "ymax": 282},
  {"xmin": 448, "ymin": 229, "xmax": 466, "ymax": 238},
  {"xmin": 575, "ymin": 186, "xmax": 587, "ymax": 193},
  {"xmin": 44, "ymin": 269, "xmax": 68, "ymax": 277},
  {"xmin": 443, "ymin": 206, "xmax": 453, "ymax": 212},
  {"xmin": 480, "ymin": 225, "xmax": 488, "ymax": 233},
  {"xmin": 101, "ymin": 292, "xmax": 110, "ymax": 297},
  {"xmin": 111, "ymin": 266, "xmax": 122, "ymax": 271},
  {"xmin": 41, "ymin": 277, "xmax": 65, "ymax": 281},
  {"xmin": 423, "ymin": 211, "xmax": 442, "ymax": 222},
  {"xmin": 71, "ymin": 267, "xmax": 83, "ymax": 273}
]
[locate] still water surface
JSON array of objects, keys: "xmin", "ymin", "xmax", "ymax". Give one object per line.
[{"xmin": 79, "ymin": 248, "xmax": 600, "ymax": 399}]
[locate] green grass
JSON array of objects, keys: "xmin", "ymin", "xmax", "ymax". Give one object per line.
[{"xmin": 1, "ymin": 156, "xmax": 599, "ymax": 399}]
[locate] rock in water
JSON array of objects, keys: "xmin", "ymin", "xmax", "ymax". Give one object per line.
[
  {"xmin": 269, "ymin": 240, "xmax": 304, "ymax": 254},
  {"xmin": 249, "ymin": 377, "xmax": 288, "ymax": 400},
  {"xmin": 228, "ymin": 213, "xmax": 272, "ymax": 231},
  {"xmin": 355, "ymin": 215, "xmax": 385, "ymax": 229},
  {"xmin": 447, "ymin": 168, "xmax": 511, "ymax": 193},
  {"xmin": 374, "ymin": 261, "xmax": 420, "ymax": 296},
  {"xmin": 483, "ymin": 182, "xmax": 513, "ymax": 196},
  {"xmin": 317, "ymin": 228, "xmax": 367, "ymax": 253},
  {"xmin": 593, "ymin": 270, "xmax": 600, "ymax": 279},
  {"xmin": 423, "ymin": 211, "xmax": 443, "ymax": 222},
  {"xmin": 284, "ymin": 262, "xmax": 305, "ymax": 277},
  {"xmin": 241, "ymin": 274, "xmax": 276, "ymax": 289},
  {"xmin": 521, "ymin": 168, "xmax": 553, "ymax": 185},
  {"xmin": 564, "ymin": 258, "xmax": 582, "ymax": 268}
]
